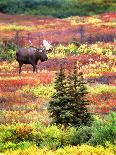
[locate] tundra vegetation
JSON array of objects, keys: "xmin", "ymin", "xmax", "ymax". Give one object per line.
[{"xmin": 0, "ymin": 12, "xmax": 116, "ymax": 154}]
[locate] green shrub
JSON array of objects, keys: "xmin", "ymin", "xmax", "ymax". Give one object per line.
[
  {"xmin": 0, "ymin": 126, "xmax": 16, "ymax": 144},
  {"xmin": 68, "ymin": 112, "xmax": 116, "ymax": 146},
  {"xmin": 70, "ymin": 126, "xmax": 92, "ymax": 145},
  {"xmin": 0, "ymin": 42, "xmax": 17, "ymax": 62},
  {"xmin": 40, "ymin": 125, "xmax": 63, "ymax": 149},
  {"xmin": 0, "ymin": 50, "xmax": 16, "ymax": 62},
  {"xmin": 0, "ymin": 124, "xmax": 43, "ymax": 152},
  {"xmin": 0, "ymin": 141, "xmax": 33, "ymax": 152},
  {"xmin": 88, "ymin": 112, "xmax": 116, "ymax": 146}
]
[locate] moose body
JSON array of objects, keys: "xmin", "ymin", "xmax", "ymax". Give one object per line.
[{"xmin": 16, "ymin": 47, "xmax": 48, "ymax": 73}]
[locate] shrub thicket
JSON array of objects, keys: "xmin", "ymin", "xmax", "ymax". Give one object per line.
[{"xmin": 0, "ymin": 113, "xmax": 115, "ymax": 152}]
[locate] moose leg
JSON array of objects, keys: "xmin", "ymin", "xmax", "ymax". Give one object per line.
[
  {"xmin": 35, "ymin": 62, "xmax": 38, "ymax": 73},
  {"xmin": 34, "ymin": 64, "xmax": 37, "ymax": 73},
  {"xmin": 19, "ymin": 62, "xmax": 23, "ymax": 74},
  {"xmin": 30, "ymin": 62, "xmax": 37, "ymax": 73},
  {"xmin": 29, "ymin": 58, "xmax": 37, "ymax": 73},
  {"xmin": 32, "ymin": 65, "xmax": 36, "ymax": 72},
  {"xmin": 33, "ymin": 66, "xmax": 37, "ymax": 73},
  {"xmin": 32, "ymin": 65, "xmax": 37, "ymax": 73}
]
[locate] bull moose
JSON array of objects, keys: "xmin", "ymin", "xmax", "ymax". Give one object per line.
[{"xmin": 16, "ymin": 46, "xmax": 48, "ymax": 73}]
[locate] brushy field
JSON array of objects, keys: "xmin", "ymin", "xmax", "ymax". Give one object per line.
[
  {"xmin": 0, "ymin": 12, "xmax": 116, "ymax": 45},
  {"xmin": 0, "ymin": 12, "xmax": 116, "ymax": 154}
]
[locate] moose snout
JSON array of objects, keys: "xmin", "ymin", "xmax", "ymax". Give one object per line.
[
  {"xmin": 41, "ymin": 56, "xmax": 48, "ymax": 62},
  {"xmin": 45, "ymin": 57, "xmax": 48, "ymax": 61}
]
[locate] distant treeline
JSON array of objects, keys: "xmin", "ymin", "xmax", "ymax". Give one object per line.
[{"xmin": 0, "ymin": 0, "xmax": 116, "ymax": 18}]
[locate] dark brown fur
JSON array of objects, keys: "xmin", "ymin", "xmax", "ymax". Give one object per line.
[{"xmin": 16, "ymin": 47, "xmax": 48, "ymax": 73}]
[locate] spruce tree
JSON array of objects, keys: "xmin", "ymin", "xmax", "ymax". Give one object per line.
[
  {"xmin": 48, "ymin": 62, "xmax": 93, "ymax": 127},
  {"xmin": 48, "ymin": 64, "xmax": 69, "ymax": 126},
  {"xmin": 66, "ymin": 62, "xmax": 93, "ymax": 127}
]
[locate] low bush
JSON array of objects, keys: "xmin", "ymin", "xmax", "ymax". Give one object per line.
[
  {"xmin": 69, "ymin": 126, "xmax": 92, "ymax": 145},
  {"xmin": 2, "ymin": 144, "xmax": 116, "ymax": 155},
  {"xmin": 0, "ymin": 113, "xmax": 115, "ymax": 152},
  {"xmin": 0, "ymin": 49, "xmax": 16, "ymax": 62},
  {"xmin": 0, "ymin": 25, "xmax": 36, "ymax": 32},
  {"xmin": 40, "ymin": 125, "xmax": 64, "ymax": 149},
  {"xmin": 48, "ymin": 43, "xmax": 116, "ymax": 58},
  {"xmin": 0, "ymin": 124, "xmax": 43, "ymax": 152},
  {"xmin": 0, "ymin": 141, "xmax": 33, "ymax": 152},
  {"xmin": 0, "ymin": 42, "xmax": 17, "ymax": 62},
  {"xmin": 87, "ymin": 84, "xmax": 116, "ymax": 95},
  {"xmin": 88, "ymin": 112, "xmax": 116, "ymax": 146},
  {"xmin": 69, "ymin": 112, "xmax": 116, "ymax": 146},
  {"xmin": 21, "ymin": 84, "xmax": 55, "ymax": 98}
]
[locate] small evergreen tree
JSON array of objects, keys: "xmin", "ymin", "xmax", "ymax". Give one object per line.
[
  {"xmin": 48, "ymin": 62, "xmax": 93, "ymax": 127},
  {"xmin": 48, "ymin": 64, "xmax": 68, "ymax": 126},
  {"xmin": 66, "ymin": 62, "xmax": 93, "ymax": 127}
]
